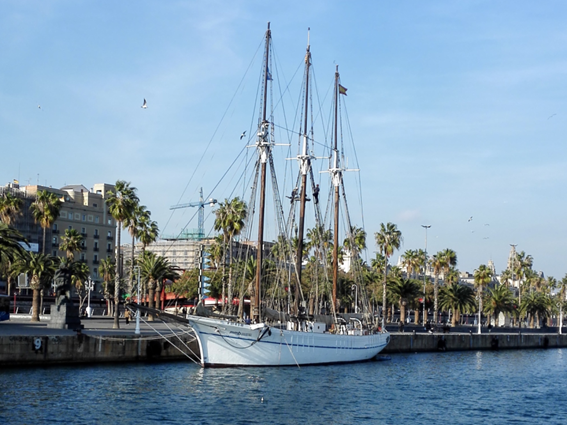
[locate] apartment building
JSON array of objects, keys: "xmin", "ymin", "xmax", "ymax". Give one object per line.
[{"xmin": 2, "ymin": 182, "xmax": 116, "ymax": 294}]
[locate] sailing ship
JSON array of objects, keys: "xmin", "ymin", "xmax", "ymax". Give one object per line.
[{"xmin": 187, "ymin": 23, "xmax": 390, "ymax": 367}]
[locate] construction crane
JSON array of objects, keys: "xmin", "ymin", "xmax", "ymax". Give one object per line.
[{"xmin": 170, "ymin": 188, "xmax": 217, "ymax": 240}]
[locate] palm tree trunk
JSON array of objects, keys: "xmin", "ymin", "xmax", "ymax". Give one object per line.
[
  {"xmin": 433, "ymin": 275, "xmax": 439, "ymax": 323},
  {"xmin": 381, "ymin": 265, "xmax": 387, "ymax": 329},
  {"xmin": 148, "ymin": 283, "xmax": 155, "ymax": 321},
  {"xmin": 32, "ymin": 288, "xmax": 41, "ymax": 322},
  {"xmin": 113, "ymin": 221, "xmax": 122, "ymax": 329}
]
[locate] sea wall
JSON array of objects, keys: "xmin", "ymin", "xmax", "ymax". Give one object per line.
[
  {"xmin": 0, "ymin": 334, "xmax": 200, "ymax": 367},
  {"xmin": 383, "ymin": 332, "xmax": 567, "ymax": 354}
]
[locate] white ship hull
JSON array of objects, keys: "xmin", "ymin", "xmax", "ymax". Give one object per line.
[{"xmin": 188, "ymin": 316, "xmax": 390, "ymax": 367}]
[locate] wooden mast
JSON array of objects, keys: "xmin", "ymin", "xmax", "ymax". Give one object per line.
[
  {"xmin": 294, "ymin": 29, "xmax": 311, "ymax": 316},
  {"xmin": 332, "ymin": 65, "xmax": 341, "ymax": 313},
  {"xmin": 253, "ymin": 22, "xmax": 271, "ymax": 324}
]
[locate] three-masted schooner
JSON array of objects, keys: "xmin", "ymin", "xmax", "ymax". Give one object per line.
[{"xmin": 187, "ymin": 23, "xmax": 389, "ymax": 367}]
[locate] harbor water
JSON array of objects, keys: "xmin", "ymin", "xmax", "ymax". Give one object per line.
[{"xmin": 1, "ymin": 349, "xmax": 566, "ymax": 424}]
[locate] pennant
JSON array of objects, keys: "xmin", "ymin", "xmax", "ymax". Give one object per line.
[
  {"xmin": 339, "ymin": 84, "xmax": 347, "ymax": 96},
  {"xmin": 267, "ymin": 67, "xmax": 273, "ymax": 81}
]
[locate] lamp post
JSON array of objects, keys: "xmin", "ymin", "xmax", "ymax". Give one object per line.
[
  {"xmin": 85, "ymin": 278, "xmax": 95, "ymax": 318},
  {"xmin": 421, "ymin": 225, "xmax": 431, "ymax": 326},
  {"xmin": 134, "ymin": 265, "xmax": 141, "ymax": 335},
  {"xmin": 351, "ymin": 284, "xmax": 358, "ymax": 314}
]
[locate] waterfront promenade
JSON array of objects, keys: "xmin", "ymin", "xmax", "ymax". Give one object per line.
[{"xmin": 1, "ymin": 314, "xmax": 566, "ymax": 367}]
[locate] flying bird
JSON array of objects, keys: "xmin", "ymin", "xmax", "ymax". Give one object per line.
[
  {"xmin": 468, "ymin": 216, "xmax": 473, "ymax": 222},
  {"xmin": 141, "ymin": 99, "xmax": 147, "ymax": 109},
  {"xmin": 548, "ymin": 113, "xmax": 557, "ymax": 119},
  {"xmin": 240, "ymin": 131, "xmax": 246, "ymax": 140}
]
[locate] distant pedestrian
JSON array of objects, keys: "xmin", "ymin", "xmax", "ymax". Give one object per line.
[{"xmin": 125, "ymin": 309, "xmax": 131, "ymax": 325}]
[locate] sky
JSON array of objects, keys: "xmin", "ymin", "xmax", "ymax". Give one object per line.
[{"xmin": 1, "ymin": 1, "xmax": 567, "ymax": 278}]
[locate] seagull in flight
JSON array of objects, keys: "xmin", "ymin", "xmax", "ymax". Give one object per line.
[
  {"xmin": 141, "ymin": 99, "xmax": 147, "ymax": 109},
  {"xmin": 240, "ymin": 131, "xmax": 246, "ymax": 140},
  {"xmin": 468, "ymin": 216, "xmax": 473, "ymax": 222},
  {"xmin": 548, "ymin": 113, "xmax": 557, "ymax": 119}
]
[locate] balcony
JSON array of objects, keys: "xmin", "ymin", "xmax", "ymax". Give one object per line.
[
  {"xmin": 93, "ymin": 247, "xmax": 99, "ymax": 252},
  {"xmin": 51, "ymin": 243, "xmax": 59, "ymax": 248},
  {"xmin": 106, "ymin": 248, "xmax": 113, "ymax": 253},
  {"xmin": 107, "ymin": 235, "xmax": 113, "ymax": 241},
  {"xmin": 81, "ymin": 232, "xmax": 87, "ymax": 238},
  {"xmin": 93, "ymin": 234, "xmax": 99, "ymax": 239},
  {"xmin": 52, "ymin": 229, "xmax": 59, "ymax": 234},
  {"xmin": 92, "ymin": 259, "xmax": 99, "ymax": 265}
]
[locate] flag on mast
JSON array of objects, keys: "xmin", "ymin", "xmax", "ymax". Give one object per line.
[{"xmin": 339, "ymin": 84, "xmax": 347, "ymax": 96}]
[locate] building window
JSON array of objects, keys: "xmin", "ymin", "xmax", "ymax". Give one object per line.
[
  {"xmin": 80, "ymin": 253, "xmax": 86, "ymax": 261},
  {"xmin": 88, "ymin": 215, "xmax": 93, "ymax": 222},
  {"xmin": 68, "ymin": 213, "xmax": 72, "ymax": 221},
  {"xmin": 52, "ymin": 250, "xmax": 57, "ymax": 256},
  {"xmin": 93, "ymin": 203, "xmax": 98, "ymax": 208},
  {"xmin": 107, "ymin": 231, "xmax": 112, "ymax": 237},
  {"xmin": 93, "ymin": 268, "xmax": 98, "ymax": 277},
  {"xmin": 52, "ymin": 236, "xmax": 58, "ymax": 244},
  {"xmin": 53, "ymin": 224, "xmax": 58, "ymax": 231},
  {"xmin": 94, "ymin": 254, "xmax": 98, "ymax": 262},
  {"xmin": 94, "ymin": 241, "xmax": 99, "ymax": 249},
  {"xmin": 94, "ymin": 229, "xmax": 99, "ymax": 236},
  {"xmin": 75, "ymin": 213, "xmax": 80, "ymax": 220},
  {"xmin": 68, "ymin": 225, "xmax": 73, "ymax": 230},
  {"xmin": 82, "ymin": 214, "xmax": 86, "ymax": 221},
  {"xmin": 95, "ymin": 216, "xmax": 99, "ymax": 223},
  {"xmin": 60, "ymin": 211, "xmax": 67, "ymax": 218},
  {"xmin": 107, "ymin": 218, "xmax": 112, "ymax": 225}
]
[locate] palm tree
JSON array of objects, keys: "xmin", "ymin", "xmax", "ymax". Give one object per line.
[
  {"xmin": 106, "ymin": 180, "xmax": 139, "ymax": 328},
  {"xmin": 500, "ymin": 269, "xmax": 513, "ymax": 287},
  {"xmin": 430, "ymin": 254, "xmax": 443, "ymax": 323},
  {"xmin": 473, "ymin": 264, "xmax": 493, "ymax": 332},
  {"xmin": 521, "ymin": 291, "xmax": 551, "ymax": 328},
  {"xmin": 343, "ymin": 225, "xmax": 366, "ymax": 264},
  {"xmin": 66, "ymin": 259, "xmax": 90, "ymax": 312},
  {"xmin": 0, "ymin": 192, "xmax": 23, "ymax": 225},
  {"xmin": 59, "ymin": 228, "xmax": 83, "ymax": 260},
  {"xmin": 388, "ymin": 277, "xmax": 420, "ymax": 323},
  {"xmin": 0, "ymin": 222, "xmax": 27, "ymax": 263},
  {"xmin": 375, "ymin": 222, "xmax": 402, "ymax": 328},
  {"xmin": 401, "ymin": 249, "xmax": 417, "ymax": 279},
  {"xmin": 30, "ymin": 190, "xmax": 62, "ymax": 254},
  {"xmin": 214, "ymin": 197, "xmax": 247, "ymax": 314},
  {"xmin": 124, "ymin": 203, "xmax": 148, "ymax": 292},
  {"xmin": 484, "ymin": 284, "xmax": 514, "ymax": 326},
  {"xmin": 514, "ymin": 251, "xmax": 533, "ymax": 305},
  {"xmin": 138, "ymin": 215, "xmax": 159, "ymax": 256},
  {"xmin": 99, "ymin": 257, "xmax": 115, "ymax": 316},
  {"xmin": 439, "ymin": 249, "xmax": 457, "ymax": 281},
  {"xmin": 439, "ymin": 282, "xmax": 475, "ymax": 326},
  {"xmin": 139, "ymin": 251, "xmax": 174, "ymax": 320},
  {"xmin": 12, "ymin": 252, "xmax": 58, "ymax": 322}
]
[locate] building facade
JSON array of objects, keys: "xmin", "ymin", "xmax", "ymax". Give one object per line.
[{"xmin": 2, "ymin": 182, "xmax": 116, "ymax": 294}]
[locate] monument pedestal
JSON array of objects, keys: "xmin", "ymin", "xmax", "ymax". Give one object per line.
[{"xmin": 49, "ymin": 303, "xmax": 83, "ymax": 330}]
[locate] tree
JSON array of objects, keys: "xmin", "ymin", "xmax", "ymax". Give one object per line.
[
  {"xmin": 343, "ymin": 225, "xmax": 366, "ymax": 263},
  {"xmin": 214, "ymin": 197, "xmax": 247, "ymax": 314},
  {"xmin": 388, "ymin": 277, "xmax": 420, "ymax": 323},
  {"xmin": 106, "ymin": 180, "xmax": 139, "ymax": 328},
  {"xmin": 30, "ymin": 190, "xmax": 62, "ymax": 254},
  {"xmin": 139, "ymin": 252, "xmax": 178, "ymax": 320},
  {"xmin": 124, "ymin": 203, "xmax": 148, "ymax": 292},
  {"xmin": 514, "ymin": 251, "xmax": 533, "ymax": 305},
  {"xmin": 0, "ymin": 192, "xmax": 23, "ymax": 225},
  {"xmin": 484, "ymin": 284, "xmax": 514, "ymax": 326},
  {"xmin": 100, "ymin": 257, "xmax": 115, "ymax": 316},
  {"xmin": 0, "ymin": 222, "xmax": 27, "ymax": 263},
  {"xmin": 439, "ymin": 282, "xmax": 475, "ymax": 326},
  {"xmin": 138, "ymin": 215, "xmax": 159, "ymax": 256},
  {"xmin": 473, "ymin": 264, "xmax": 493, "ymax": 332},
  {"xmin": 375, "ymin": 222, "xmax": 402, "ymax": 328},
  {"xmin": 59, "ymin": 228, "xmax": 83, "ymax": 260},
  {"xmin": 430, "ymin": 254, "xmax": 443, "ymax": 323},
  {"xmin": 500, "ymin": 269, "xmax": 513, "ymax": 287},
  {"xmin": 401, "ymin": 249, "xmax": 418, "ymax": 279},
  {"xmin": 12, "ymin": 252, "xmax": 58, "ymax": 322}
]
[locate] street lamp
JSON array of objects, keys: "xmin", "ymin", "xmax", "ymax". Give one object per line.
[
  {"xmin": 85, "ymin": 278, "xmax": 95, "ymax": 318},
  {"xmin": 351, "ymin": 284, "xmax": 358, "ymax": 314},
  {"xmin": 134, "ymin": 265, "xmax": 141, "ymax": 335},
  {"xmin": 421, "ymin": 225, "xmax": 431, "ymax": 326}
]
